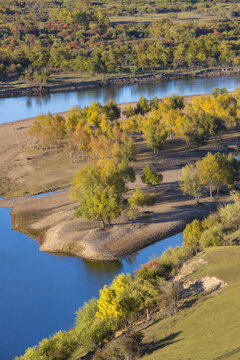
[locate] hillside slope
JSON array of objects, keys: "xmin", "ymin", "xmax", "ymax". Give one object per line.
[{"xmin": 141, "ymin": 246, "xmax": 240, "ymax": 360}]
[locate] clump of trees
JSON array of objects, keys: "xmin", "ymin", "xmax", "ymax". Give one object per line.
[
  {"xmin": 70, "ymin": 159, "xmax": 156, "ymax": 227},
  {"xmin": 70, "ymin": 159, "xmax": 127, "ymax": 227},
  {"xmin": 180, "ymin": 152, "xmax": 240, "ymax": 200},
  {"xmin": 28, "ymin": 89, "xmax": 240, "ymax": 228},
  {"xmin": 183, "ymin": 190, "xmax": 240, "ymax": 250}
]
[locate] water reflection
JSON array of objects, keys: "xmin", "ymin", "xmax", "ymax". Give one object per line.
[
  {"xmin": 0, "ymin": 75, "xmax": 239, "ymax": 123},
  {"xmin": 83, "ymin": 258, "xmax": 123, "ymax": 275}
]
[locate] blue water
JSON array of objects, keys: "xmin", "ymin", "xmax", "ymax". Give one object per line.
[
  {"xmin": 0, "ymin": 204, "xmax": 182, "ymax": 360},
  {"xmin": 1, "ymin": 75, "xmax": 239, "ymax": 359},
  {"xmin": 0, "ymin": 75, "xmax": 239, "ymax": 123}
]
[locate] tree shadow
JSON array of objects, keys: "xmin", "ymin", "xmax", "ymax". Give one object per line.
[{"xmin": 143, "ymin": 331, "xmax": 183, "ymax": 354}]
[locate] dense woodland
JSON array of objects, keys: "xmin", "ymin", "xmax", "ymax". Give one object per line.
[{"xmin": 0, "ymin": 0, "xmax": 240, "ymax": 83}]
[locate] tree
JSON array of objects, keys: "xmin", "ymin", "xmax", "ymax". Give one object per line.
[
  {"xmin": 197, "ymin": 152, "xmax": 233, "ymax": 197},
  {"xmin": 141, "ymin": 165, "xmax": 163, "ymax": 188},
  {"xmin": 28, "ymin": 113, "xmax": 66, "ymax": 151},
  {"xmin": 169, "ymin": 94, "xmax": 184, "ymax": 109},
  {"xmin": 118, "ymin": 158, "xmax": 136, "ymax": 183},
  {"xmin": 70, "ymin": 159, "xmax": 125, "ymax": 227},
  {"xmin": 128, "ymin": 188, "xmax": 155, "ymax": 207},
  {"xmin": 183, "ymin": 219, "xmax": 203, "ymax": 250},
  {"xmin": 135, "ymin": 95, "xmax": 150, "ymax": 115},
  {"xmin": 179, "ymin": 163, "xmax": 201, "ymax": 203},
  {"xmin": 143, "ymin": 123, "xmax": 168, "ymax": 156},
  {"xmin": 112, "ymin": 132, "xmax": 137, "ymax": 164},
  {"xmin": 123, "ymin": 103, "xmax": 135, "ymax": 118},
  {"xmin": 126, "ymin": 205, "xmax": 139, "ymax": 226},
  {"xmin": 228, "ymin": 153, "xmax": 240, "ymax": 185},
  {"xmin": 103, "ymin": 100, "xmax": 120, "ymax": 121},
  {"xmin": 96, "ymin": 274, "xmax": 133, "ymax": 320}
]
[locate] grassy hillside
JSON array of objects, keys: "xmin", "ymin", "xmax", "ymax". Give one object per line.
[{"xmin": 142, "ymin": 246, "xmax": 240, "ymax": 360}]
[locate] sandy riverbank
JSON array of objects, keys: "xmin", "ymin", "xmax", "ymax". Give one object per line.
[
  {"xmin": 0, "ymin": 181, "xmax": 229, "ymax": 261},
  {"xmin": 0, "ymin": 94, "xmax": 239, "ymax": 260}
]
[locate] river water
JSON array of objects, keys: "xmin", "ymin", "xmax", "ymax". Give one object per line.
[
  {"xmin": 0, "ymin": 75, "xmax": 239, "ymax": 359},
  {"xmin": 0, "ymin": 75, "xmax": 239, "ymax": 123},
  {"xmin": 0, "ymin": 203, "xmax": 182, "ymax": 360}
]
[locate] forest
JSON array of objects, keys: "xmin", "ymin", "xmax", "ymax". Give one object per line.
[{"xmin": 0, "ymin": 0, "xmax": 239, "ymax": 84}]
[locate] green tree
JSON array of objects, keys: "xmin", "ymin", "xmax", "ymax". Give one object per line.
[
  {"xmin": 135, "ymin": 95, "xmax": 150, "ymax": 115},
  {"xmin": 227, "ymin": 153, "xmax": 240, "ymax": 184},
  {"xmin": 103, "ymin": 100, "xmax": 120, "ymax": 121},
  {"xmin": 70, "ymin": 159, "xmax": 125, "ymax": 227},
  {"xmin": 179, "ymin": 163, "xmax": 201, "ymax": 203},
  {"xmin": 183, "ymin": 219, "xmax": 203, "ymax": 251},
  {"xmin": 128, "ymin": 188, "xmax": 155, "ymax": 207},
  {"xmin": 197, "ymin": 152, "xmax": 233, "ymax": 197},
  {"xmin": 141, "ymin": 165, "xmax": 163, "ymax": 188},
  {"xmin": 144, "ymin": 123, "xmax": 168, "ymax": 156}
]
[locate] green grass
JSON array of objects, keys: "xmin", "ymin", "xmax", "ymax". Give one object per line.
[{"xmin": 141, "ymin": 246, "xmax": 240, "ymax": 360}]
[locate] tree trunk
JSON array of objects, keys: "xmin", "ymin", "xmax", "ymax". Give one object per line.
[
  {"xmin": 107, "ymin": 218, "xmax": 112, "ymax": 227},
  {"xmin": 146, "ymin": 308, "xmax": 150, "ymax": 321},
  {"xmin": 209, "ymin": 185, "xmax": 213, "ymax": 198},
  {"xmin": 101, "ymin": 220, "xmax": 105, "ymax": 228}
]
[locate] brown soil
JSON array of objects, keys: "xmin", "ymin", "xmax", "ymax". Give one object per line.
[{"xmin": 0, "ymin": 96, "xmax": 239, "ymax": 260}]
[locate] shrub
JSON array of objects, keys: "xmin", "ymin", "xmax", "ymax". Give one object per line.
[
  {"xmin": 201, "ymin": 212, "xmax": 220, "ymax": 230},
  {"xmin": 183, "ymin": 219, "xmax": 203, "ymax": 251},
  {"xmin": 75, "ymin": 298, "xmax": 118, "ymax": 350},
  {"xmin": 200, "ymin": 224, "xmax": 225, "ymax": 248},
  {"xmin": 128, "ymin": 188, "xmax": 155, "ymax": 207},
  {"xmin": 136, "ymin": 259, "xmax": 165, "ymax": 279},
  {"xmin": 16, "ymin": 331, "xmax": 78, "ymax": 360},
  {"xmin": 92, "ymin": 331, "xmax": 144, "ymax": 360}
]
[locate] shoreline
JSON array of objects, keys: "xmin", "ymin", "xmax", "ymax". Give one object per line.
[
  {"xmin": 0, "ymin": 190, "xmax": 226, "ymax": 261},
  {"xmin": 0, "ymin": 67, "xmax": 239, "ymax": 99}
]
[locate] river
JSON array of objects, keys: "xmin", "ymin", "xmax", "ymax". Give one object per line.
[
  {"xmin": 0, "ymin": 203, "xmax": 182, "ymax": 360},
  {"xmin": 0, "ymin": 75, "xmax": 239, "ymax": 359},
  {"xmin": 0, "ymin": 75, "xmax": 239, "ymax": 124}
]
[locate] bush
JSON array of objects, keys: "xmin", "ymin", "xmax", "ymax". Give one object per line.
[
  {"xmin": 75, "ymin": 298, "xmax": 118, "ymax": 350},
  {"xmin": 183, "ymin": 219, "xmax": 203, "ymax": 251},
  {"xmin": 92, "ymin": 331, "xmax": 144, "ymax": 360},
  {"xmin": 16, "ymin": 330, "xmax": 78, "ymax": 360},
  {"xmin": 219, "ymin": 203, "xmax": 240, "ymax": 230},
  {"xmin": 201, "ymin": 212, "xmax": 220, "ymax": 230},
  {"xmin": 200, "ymin": 224, "xmax": 225, "ymax": 248},
  {"xmin": 136, "ymin": 259, "xmax": 165, "ymax": 280},
  {"xmin": 128, "ymin": 188, "xmax": 155, "ymax": 207}
]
